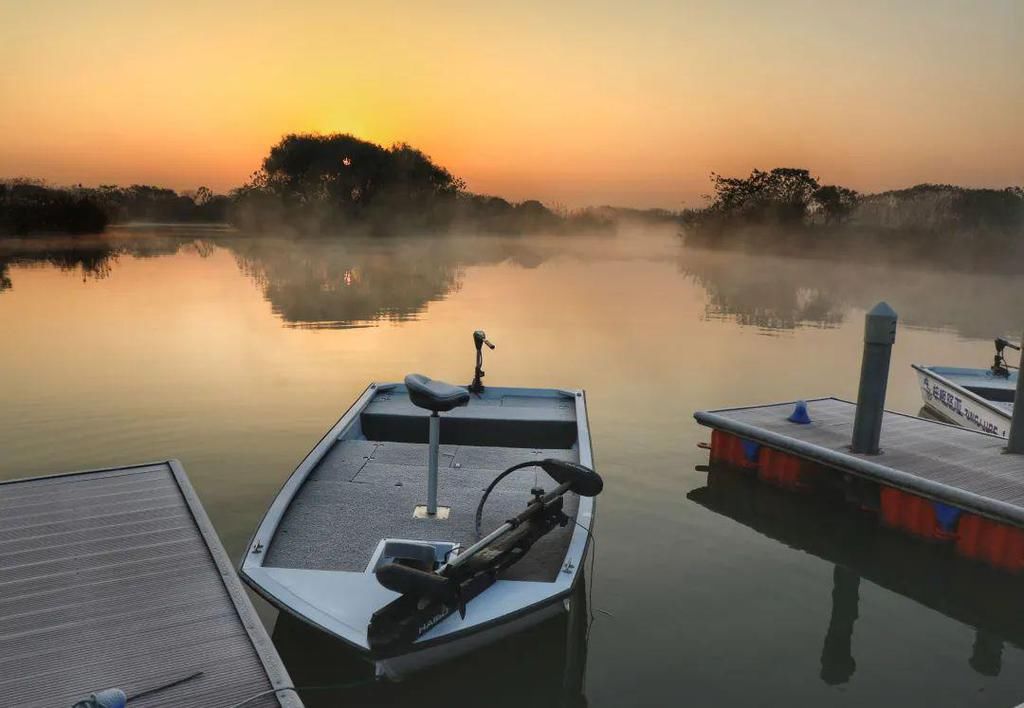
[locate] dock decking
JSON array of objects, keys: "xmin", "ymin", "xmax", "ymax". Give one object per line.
[
  {"xmin": 0, "ymin": 461, "xmax": 302, "ymax": 708},
  {"xmin": 694, "ymin": 397, "xmax": 1024, "ymax": 528}
]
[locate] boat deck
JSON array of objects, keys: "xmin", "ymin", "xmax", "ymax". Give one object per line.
[
  {"xmin": 922, "ymin": 365, "xmax": 1017, "ymax": 408},
  {"xmin": 0, "ymin": 461, "xmax": 300, "ymax": 708},
  {"xmin": 694, "ymin": 397, "xmax": 1024, "ymax": 527},
  {"xmin": 264, "ymin": 441, "xmax": 579, "ymax": 581}
]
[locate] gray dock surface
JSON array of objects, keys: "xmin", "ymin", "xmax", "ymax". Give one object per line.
[
  {"xmin": 0, "ymin": 461, "xmax": 301, "ymax": 708},
  {"xmin": 695, "ymin": 397, "xmax": 1024, "ymax": 527}
]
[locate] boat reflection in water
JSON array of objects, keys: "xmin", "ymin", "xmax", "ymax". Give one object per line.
[
  {"xmin": 688, "ymin": 465, "xmax": 1024, "ymax": 684},
  {"xmin": 271, "ymin": 577, "xmax": 591, "ymax": 707}
]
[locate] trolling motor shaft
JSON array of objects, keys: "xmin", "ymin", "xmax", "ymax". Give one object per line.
[{"xmin": 469, "ymin": 330, "xmax": 495, "ymax": 394}]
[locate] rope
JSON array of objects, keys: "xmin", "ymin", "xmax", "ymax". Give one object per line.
[{"xmin": 126, "ymin": 671, "xmax": 204, "ymax": 702}]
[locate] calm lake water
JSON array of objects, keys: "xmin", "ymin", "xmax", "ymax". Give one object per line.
[{"xmin": 3, "ymin": 227, "xmax": 1024, "ymax": 706}]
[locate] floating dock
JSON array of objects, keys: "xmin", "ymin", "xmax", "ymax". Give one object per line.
[
  {"xmin": 694, "ymin": 397, "xmax": 1024, "ymax": 572},
  {"xmin": 0, "ymin": 461, "xmax": 302, "ymax": 708}
]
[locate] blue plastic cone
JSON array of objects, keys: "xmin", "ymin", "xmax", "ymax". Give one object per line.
[{"xmin": 787, "ymin": 400, "xmax": 812, "ymax": 424}]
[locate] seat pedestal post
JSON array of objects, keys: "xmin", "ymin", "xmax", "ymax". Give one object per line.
[{"xmin": 427, "ymin": 411, "xmax": 440, "ymax": 515}]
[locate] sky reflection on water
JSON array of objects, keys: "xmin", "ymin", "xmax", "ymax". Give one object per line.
[{"xmin": 2, "ymin": 228, "xmax": 1023, "ymax": 706}]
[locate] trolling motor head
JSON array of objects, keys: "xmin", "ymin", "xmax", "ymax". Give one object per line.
[
  {"xmin": 536, "ymin": 458, "xmax": 604, "ymax": 497},
  {"xmin": 469, "ymin": 330, "xmax": 496, "ymax": 393},
  {"xmin": 993, "ymin": 337, "xmax": 1021, "ymax": 377}
]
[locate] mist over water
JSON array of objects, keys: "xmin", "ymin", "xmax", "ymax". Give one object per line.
[{"xmin": 2, "ymin": 227, "xmax": 1024, "ymax": 706}]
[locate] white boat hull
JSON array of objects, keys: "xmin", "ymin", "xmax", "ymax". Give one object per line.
[
  {"xmin": 241, "ymin": 382, "xmax": 597, "ymax": 680},
  {"xmin": 915, "ymin": 367, "xmax": 1011, "ymax": 437}
]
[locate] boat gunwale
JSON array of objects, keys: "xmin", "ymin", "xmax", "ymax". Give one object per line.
[
  {"xmin": 911, "ymin": 363, "xmax": 1013, "ymax": 421},
  {"xmin": 239, "ymin": 383, "xmax": 596, "ymax": 660}
]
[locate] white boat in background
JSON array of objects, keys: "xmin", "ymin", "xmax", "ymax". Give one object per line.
[
  {"xmin": 913, "ymin": 338, "xmax": 1018, "ymax": 438},
  {"xmin": 240, "ymin": 331, "xmax": 602, "ymax": 680}
]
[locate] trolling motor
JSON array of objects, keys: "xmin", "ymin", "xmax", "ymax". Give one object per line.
[
  {"xmin": 469, "ymin": 330, "xmax": 495, "ymax": 394},
  {"xmin": 367, "ymin": 459, "xmax": 603, "ymax": 655},
  {"xmin": 992, "ymin": 337, "xmax": 1020, "ymax": 377}
]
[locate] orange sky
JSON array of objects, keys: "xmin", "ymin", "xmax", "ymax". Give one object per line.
[{"xmin": 1, "ymin": 0, "xmax": 1021, "ymax": 208}]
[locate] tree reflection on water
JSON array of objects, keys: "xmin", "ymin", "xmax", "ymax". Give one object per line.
[
  {"xmin": 5, "ymin": 229, "xmax": 1024, "ymax": 343},
  {"xmin": 214, "ymin": 234, "xmax": 550, "ymax": 328},
  {"xmin": 679, "ymin": 243, "xmax": 1024, "ymax": 339}
]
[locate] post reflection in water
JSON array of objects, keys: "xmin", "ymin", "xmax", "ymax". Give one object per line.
[
  {"xmin": 688, "ymin": 466, "xmax": 1024, "ymax": 686},
  {"xmin": 972, "ymin": 629, "xmax": 1005, "ymax": 677},
  {"xmin": 820, "ymin": 565, "xmax": 859, "ymax": 686},
  {"xmin": 270, "ymin": 578, "xmax": 590, "ymax": 707}
]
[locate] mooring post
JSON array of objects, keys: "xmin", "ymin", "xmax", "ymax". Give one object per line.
[
  {"xmin": 1006, "ymin": 333, "xmax": 1024, "ymax": 453},
  {"xmin": 851, "ymin": 302, "xmax": 898, "ymax": 454}
]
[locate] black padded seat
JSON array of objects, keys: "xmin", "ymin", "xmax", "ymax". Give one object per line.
[{"xmin": 404, "ymin": 374, "xmax": 471, "ymax": 413}]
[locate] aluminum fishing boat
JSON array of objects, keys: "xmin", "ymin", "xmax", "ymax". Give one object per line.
[
  {"xmin": 913, "ymin": 338, "xmax": 1018, "ymax": 437},
  {"xmin": 240, "ymin": 331, "xmax": 601, "ymax": 679}
]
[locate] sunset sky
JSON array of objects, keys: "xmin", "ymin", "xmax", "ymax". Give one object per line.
[{"xmin": 1, "ymin": 0, "xmax": 1021, "ymax": 208}]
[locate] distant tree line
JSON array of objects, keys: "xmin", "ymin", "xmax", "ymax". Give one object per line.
[
  {"xmin": 92, "ymin": 184, "xmax": 230, "ymax": 223},
  {"xmin": 684, "ymin": 167, "xmax": 1024, "ymax": 249},
  {"xmin": 229, "ymin": 133, "xmax": 609, "ymax": 235},
  {"xmin": 0, "ymin": 179, "xmax": 230, "ymax": 236},
  {"xmin": 5, "ymin": 136, "xmax": 1021, "ymax": 243},
  {"xmin": 699, "ymin": 168, "xmax": 858, "ymax": 225},
  {"xmin": 1, "ymin": 133, "xmax": 611, "ymax": 237},
  {"xmin": 1, "ymin": 180, "xmax": 109, "ymax": 235}
]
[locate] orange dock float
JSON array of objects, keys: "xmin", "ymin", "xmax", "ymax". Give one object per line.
[{"xmin": 695, "ymin": 398, "xmax": 1024, "ymax": 573}]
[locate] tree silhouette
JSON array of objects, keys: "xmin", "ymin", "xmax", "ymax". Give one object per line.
[
  {"xmin": 230, "ymin": 133, "xmax": 582, "ymax": 235},
  {"xmin": 706, "ymin": 167, "xmax": 823, "ymax": 224},
  {"xmin": 812, "ymin": 185, "xmax": 860, "ymax": 224},
  {"xmin": 252, "ymin": 133, "xmax": 463, "ymax": 214},
  {"xmin": 0, "ymin": 180, "xmax": 108, "ymax": 235}
]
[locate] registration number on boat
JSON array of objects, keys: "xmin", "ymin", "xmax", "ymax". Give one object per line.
[{"xmin": 923, "ymin": 378, "xmax": 1005, "ymax": 437}]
